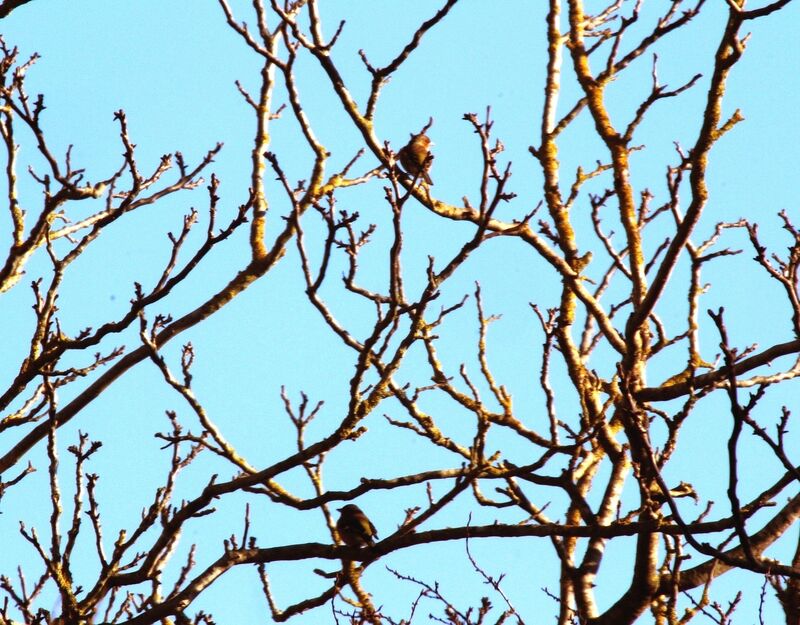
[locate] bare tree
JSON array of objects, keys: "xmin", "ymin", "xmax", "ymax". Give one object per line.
[{"xmin": 1, "ymin": 0, "xmax": 799, "ymax": 624}]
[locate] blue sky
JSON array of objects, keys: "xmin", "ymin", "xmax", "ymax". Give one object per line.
[{"xmin": 1, "ymin": 0, "xmax": 799, "ymax": 623}]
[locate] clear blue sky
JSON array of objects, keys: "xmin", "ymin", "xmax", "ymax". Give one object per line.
[{"xmin": 1, "ymin": 0, "xmax": 799, "ymax": 622}]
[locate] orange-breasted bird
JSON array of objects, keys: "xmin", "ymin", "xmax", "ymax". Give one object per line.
[
  {"xmin": 336, "ymin": 504, "xmax": 378, "ymax": 548},
  {"xmin": 397, "ymin": 132, "xmax": 433, "ymax": 185}
]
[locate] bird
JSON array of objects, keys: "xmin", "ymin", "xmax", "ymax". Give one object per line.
[
  {"xmin": 397, "ymin": 132, "xmax": 433, "ymax": 185},
  {"xmin": 647, "ymin": 481, "xmax": 698, "ymax": 506},
  {"xmin": 336, "ymin": 504, "xmax": 379, "ymax": 548}
]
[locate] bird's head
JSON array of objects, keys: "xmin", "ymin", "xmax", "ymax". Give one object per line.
[{"xmin": 410, "ymin": 132, "xmax": 432, "ymax": 148}]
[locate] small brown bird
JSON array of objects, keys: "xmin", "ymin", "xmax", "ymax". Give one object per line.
[
  {"xmin": 397, "ymin": 132, "xmax": 433, "ymax": 185},
  {"xmin": 336, "ymin": 504, "xmax": 379, "ymax": 548}
]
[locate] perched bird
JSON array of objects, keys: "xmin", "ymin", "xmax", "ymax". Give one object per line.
[
  {"xmin": 336, "ymin": 504, "xmax": 379, "ymax": 548},
  {"xmin": 648, "ymin": 481, "xmax": 698, "ymax": 506},
  {"xmin": 397, "ymin": 132, "xmax": 434, "ymax": 185}
]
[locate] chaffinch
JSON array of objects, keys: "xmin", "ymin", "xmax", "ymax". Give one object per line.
[
  {"xmin": 336, "ymin": 504, "xmax": 378, "ymax": 547},
  {"xmin": 397, "ymin": 132, "xmax": 433, "ymax": 185}
]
